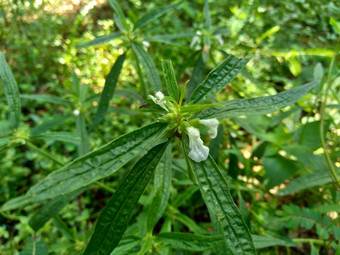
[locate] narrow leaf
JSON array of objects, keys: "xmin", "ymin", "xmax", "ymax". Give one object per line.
[
  {"xmin": 278, "ymin": 169, "xmax": 340, "ymax": 196},
  {"xmin": 30, "ymin": 115, "xmax": 68, "ymax": 136},
  {"xmin": 192, "ymin": 155, "xmax": 256, "ymax": 254},
  {"xmin": 133, "ymin": 2, "xmax": 181, "ymax": 30},
  {"xmin": 2, "ymin": 122, "xmax": 167, "ymax": 210},
  {"xmin": 76, "ymin": 32, "xmax": 122, "ymax": 48},
  {"xmin": 190, "ymin": 55, "xmax": 250, "ymax": 104},
  {"xmin": 132, "ymin": 42, "xmax": 161, "ymax": 92},
  {"xmin": 162, "ymin": 59, "xmax": 179, "ymax": 101},
  {"xmin": 144, "ymin": 32, "xmax": 195, "ymax": 45},
  {"xmin": 83, "ymin": 142, "xmax": 169, "ymax": 255},
  {"xmin": 108, "ymin": 0, "xmax": 127, "ymax": 30},
  {"xmin": 76, "ymin": 113, "xmax": 90, "ymax": 156},
  {"xmin": 93, "ymin": 53, "xmax": 126, "ymax": 127},
  {"xmin": 198, "ymin": 80, "xmax": 319, "ymax": 120},
  {"xmin": 252, "ymin": 235, "xmax": 295, "ymax": 249},
  {"xmin": 0, "ymin": 53, "xmax": 21, "ymax": 128},
  {"xmin": 187, "ymin": 55, "xmax": 205, "ymax": 100},
  {"xmin": 29, "ymin": 189, "xmax": 84, "ymax": 232},
  {"xmin": 156, "ymin": 232, "xmax": 225, "ymax": 251},
  {"xmin": 20, "ymin": 94, "xmax": 72, "ymax": 105},
  {"xmin": 32, "ymin": 132, "xmax": 80, "ymax": 145}
]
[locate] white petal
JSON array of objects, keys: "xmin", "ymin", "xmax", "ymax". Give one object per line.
[
  {"xmin": 199, "ymin": 118, "xmax": 219, "ymax": 139},
  {"xmin": 155, "ymin": 91, "xmax": 165, "ymax": 100},
  {"xmin": 187, "ymin": 127, "xmax": 209, "ymax": 162}
]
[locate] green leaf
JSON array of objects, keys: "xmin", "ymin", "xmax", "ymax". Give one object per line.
[
  {"xmin": 108, "ymin": 0, "xmax": 127, "ymax": 31},
  {"xmin": 162, "ymin": 59, "xmax": 179, "ymax": 101},
  {"xmin": 32, "ymin": 132, "xmax": 80, "ymax": 145},
  {"xmin": 76, "ymin": 112, "xmax": 90, "ymax": 156},
  {"xmin": 187, "ymin": 55, "xmax": 205, "ymax": 100},
  {"xmin": 20, "ymin": 94, "xmax": 72, "ymax": 105},
  {"xmin": 83, "ymin": 142, "xmax": 169, "ymax": 255},
  {"xmin": 144, "ymin": 32, "xmax": 195, "ymax": 46},
  {"xmin": 180, "ymin": 103, "xmax": 223, "ymax": 113},
  {"xmin": 29, "ymin": 189, "xmax": 84, "ymax": 232},
  {"xmin": 203, "ymin": 0, "xmax": 211, "ymax": 29},
  {"xmin": 278, "ymin": 169, "xmax": 340, "ymax": 196},
  {"xmin": 173, "ymin": 209, "xmax": 207, "ymax": 234},
  {"xmin": 147, "ymin": 146, "xmax": 172, "ymax": 231},
  {"xmin": 172, "ymin": 185, "xmax": 199, "ymax": 207},
  {"xmin": 198, "ymin": 80, "xmax": 319, "ymax": 119},
  {"xmin": 2, "ymin": 122, "xmax": 167, "ymax": 210},
  {"xmin": 31, "ymin": 115, "xmax": 68, "ymax": 136},
  {"xmin": 190, "ymin": 55, "xmax": 250, "ymax": 104},
  {"xmin": 0, "ymin": 52, "xmax": 21, "ymax": 128},
  {"xmin": 110, "ymin": 236, "xmax": 141, "ymax": 255},
  {"xmin": 192, "ymin": 155, "xmax": 256, "ymax": 254},
  {"xmin": 156, "ymin": 232, "xmax": 225, "ymax": 251},
  {"xmin": 132, "ymin": 42, "xmax": 161, "ymax": 92},
  {"xmin": 76, "ymin": 32, "xmax": 122, "ymax": 47},
  {"xmin": 93, "ymin": 53, "xmax": 126, "ymax": 127},
  {"xmin": 330, "ymin": 17, "xmax": 340, "ymax": 33},
  {"xmin": 252, "ymin": 235, "xmax": 295, "ymax": 249},
  {"xmin": 133, "ymin": 2, "xmax": 181, "ymax": 30},
  {"xmin": 19, "ymin": 237, "xmax": 48, "ymax": 255}
]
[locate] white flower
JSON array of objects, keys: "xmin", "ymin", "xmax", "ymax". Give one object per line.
[
  {"xmin": 149, "ymin": 91, "xmax": 168, "ymax": 111},
  {"xmin": 73, "ymin": 109, "xmax": 80, "ymax": 116},
  {"xmin": 199, "ymin": 118, "xmax": 219, "ymax": 139},
  {"xmin": 187, "ymin": 127, "xmax": 209, "ymax": 162}
]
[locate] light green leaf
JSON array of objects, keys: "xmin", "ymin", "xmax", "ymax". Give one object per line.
[
  {"xmin": 156, "ymin": 232, "xmax": 225, "ymax": 251},
  {"xmin": 2, "ymin": 122, "xmax": 167, "ymax": 210},
  {"xmin": 180, "ymin": 103, "xmax": 222, "ymax": 113},
  {"xmin": 20, "ymin": 94, "xmax": 72, "ymax": 105},
  {"xmin": 144, "ymin": 32, "xmax": 195, "ymax": 45},
  {"xmin": 278, "ymin": 169, "xmax": 340, "ymax": 196},
  {"xmin": 147, "ymin": 146, "xmax": 172, "ymax": 231},
  {"xmin": 162, "ymin": 59, "xmax": 179, "ymax": 101},
  {"xmin": 255, "ymin": 25, "xmax": 280, "ymax": 44},
  {"xmin": 173, "ymin": 209, "xmax": 207, "ymax": 234},
  {"xmin": 252, "ymin": 235, "xmax": 295, "ymax": 249},
  {"xmin": 29, "ymin": 189, "xmax": 84, "ymax": 232},
  {"xmin": 110, "ymin": 236, "xmax": 141, "ymax": 255},
  {"xmin": 93, "ymin": 53, "xmax": 126, "ymax": 127},
  {"xmin": 0, "ymin": 53, "xmax": 21, "ymax": 128},
  {"xmin": 108, "ymin": 0, "xmax": 127, "ymax": 31},
  {"xmin": 330, "ymin": 17, "xmax": 340, "ymax": 33},
  {"xmin": 132, "ymin": 42, "xmax": 161, "ymax": 92},
  {"xmin": 203, "ymin": 0, "xmax": 211, "ymax": 29},
  {"xmin": 192, "ymin": 155, "xmax": 256, "ymax": 254},
  {"xmin": 133, "ymin": 2, "xmax": 181, "ymax": 30},
  {"xmin": 76, "ymin": 32, "xmax": 122, "ymax": 48},
  {"xmin": 32, "ymin": 132, "xmax": 80, "ymax": 145},
  {"xmin": 198, "ymin": 80, "xmax": 319, "ymax": 120},
  {"xmin": 190, "ymin": 55, "xmax": 250, "ymax": 104},
  {"xmin": 83, "ymin": 142, "xmax": 169, "ymax": 255}
]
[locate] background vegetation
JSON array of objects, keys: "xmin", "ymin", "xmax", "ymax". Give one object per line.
[{"xmin": 0, "ymin": 0, "xmax": 339, "ymax": 254}]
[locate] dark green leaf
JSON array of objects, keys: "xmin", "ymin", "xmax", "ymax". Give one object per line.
[
  {"xmin": 203, "ymin": 0, "xmax": 211, "ymax": 29},
  {"xmin": 76, "ymin": 32, "xmax": 122, "ymax": 47},
  {"xmin": 157, "ymin": 232, "xmax": 225, "ymax": 251},
  {"xmin": 2, "ymin": 122, "xmax": 167, "ymax": 210},
  {"xmin": 108, "ymin": 0, "xmax": 127, "ymax": 30},
  {"xmin": 31, "ymin": 115, "xmax": 68, "ymax": 136},
  {"xmin": 199, "ymin": 80, "xmax": 319, "ymax": 119},
  {"xmin": 93, "ymin": 53, "xmax": 126, "ymax": 127},
  {"xmin": 29, "ymin": 189, "xmax": 84, "ymax": 232},
  {"xmin": 83, "ymin": 142, "xmax": 168, "ymax": 255},
  {"xmin": 19, "ymin": 237, "xmax": 48, "ymax": 255},
  {"xmin": 20, "ymin": 94, "xmax": 72, "ymax": 105},
  {"xmin": 144, "ymin": 32, "xmax": 195, "ymax": 45},
  {"xmin": 187, "ymin": 55, "xmax": 205, "ymax": 100},
  {"xmin": 0, "ymin": 53, "xmax": 21, "ymax": 128},
  {"xmin": 190, "ymin": 55, "xmax": 250, "ymax": 104},
  {"xmin": 252, "ymin": 235, "xmax": 295, "ymax": 249},
  {"xmin": 133, "ymin": 2, "xmax": 181, "ymax": 30},
  {"xmin": 32, "ymin": 132, "xmax": 80, "ymax": 145},
  {"xmin": 192, "ymin": 155, "xmax": 256, "ymax": 254},
  {"xmin": 76, "ymin": 113, "xmax": 90, "ymax": 156},
  {"xmin": 162, "ymin": 59, "xmax": 179, "ymax": 101},
  {"xmin": 132, "ymin": 42, "xmax": 161, "ymax": 92}
]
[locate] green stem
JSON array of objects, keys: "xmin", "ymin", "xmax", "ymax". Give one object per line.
[
  {"xmin": 26, "ymin": 141, "xmax": 64, "ymax": 167},
  {"xmin": 293, "ymin": 238, "xmax": 330, "ymax": 246},
  {"xmin": 94, "ymin": 181, "xmax": 115, "ymax": 193},
  {"xmin": 319, "ymin": 55, "xmax": 339, "ymax": 185}
]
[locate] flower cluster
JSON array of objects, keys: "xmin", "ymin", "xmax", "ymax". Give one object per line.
[{"xmin": 149, "ymin": 91, "xmax": 219, "ymax": 163}]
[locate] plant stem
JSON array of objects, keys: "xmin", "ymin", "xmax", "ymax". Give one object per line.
[
  {"xmin": 319, "ymin": 55, "xmax": 339, "ymax": 185},
  {"xmin": 94, "ymin": 181, "xmax": 115, "ymax": 193},
  {"xmin": 26, "ymin": 141, "xmax": 64, "ymax": 167},
  {"xmin": 293, "ymin": 238, "xmax": 330, "ymax": 246}
]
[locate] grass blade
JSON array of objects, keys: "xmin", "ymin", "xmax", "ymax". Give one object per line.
[
  {"xmin": 83, "ymin": 142, "xmax": 169, "ymax": 255},
  {"xmin": 0, "ymin": 53, "xmax": 21, "ymax": 128}
]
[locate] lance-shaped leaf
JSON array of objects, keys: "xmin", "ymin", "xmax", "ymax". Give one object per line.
[
  {"xmin": 192, "ymin": 155, "xmax": 256, "ymax": 254},
  {"xmin": 252, "ymin": 235, "xmax": 295, "ymax": 249},
  {"xmin": 147, "ymin": 146, "xmax": 172, "ymax": 231},
  {"xmin": 29, "ymin": 188, "xmax": 84, "ymax": 232},
  {"xmin": 32, "ymin": 132, "xmax": 80, "ymax": 145},
  {"xmin": 162, "ymin": 59, "xmax": 179, "ymax": 101},
  {"xmin": 76, "ymin": 32, "xmax": 122, "ymax": 48},
  {"xmin": 133, "ymin": 2, "xmax": 182, "ymax": 30},
  {"xmin": 132, "ymin": 42, "xmax": 161, "ymax": 92},
  {"xmin": 144, "ymin": 32, "xmax": 195, "ymax": 46},
  {"xmin": 0, "ymin": 53, "xmax": 21, "ymax": 128},
  {"xmin": 92, "ymin": 53, "xmax": 126, "ymax": 128},
  {"xmin": 156, "ymin": 232, "xmax": 225, "ymax": 251},
  {"xmin": 198, "ymin": 80, "xmax": 319, "ymax": 120},
  {"xmin": 20, "ymin": 94, "xmax": 72, "ymax": 105},
  {"xmin": 109, "ymin": 0, "xmax": 127, "ymax": 31},
  {"xmin": 2, "ymin": 122, "xmax": 167, "ymax": 210},
  {"xmin": 83, "ymin": 142, "xmax": 169, "ymax": 255},
  {"xmin": 190, "ymin": 55, "xmax": 250, "ymax": 104}
]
